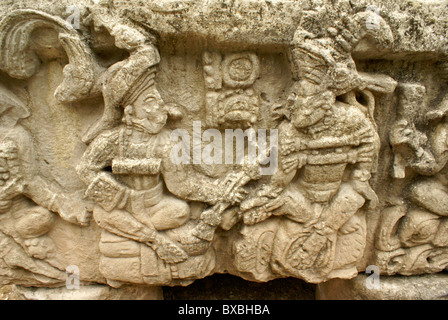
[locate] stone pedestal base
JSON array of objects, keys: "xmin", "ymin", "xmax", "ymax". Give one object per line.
[
  {"xmin": 316, "ymin": 273, "xmax": 448, "ymax": 300},
  {"xmin": 15, "ymin": 284, "xmax": 163, "ymax": 300}
]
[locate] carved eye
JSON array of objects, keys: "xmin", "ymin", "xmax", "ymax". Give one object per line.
[
  {"xmin": 143, "ymin": 95, "xmax": 159, "ymax": 112},
  {"xmin": 144, "ymin": 95, "xmax": 156, "ymax": 103}
]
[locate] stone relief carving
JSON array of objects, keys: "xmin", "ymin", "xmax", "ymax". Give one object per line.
[
  {"xmin": 0, "ymin": 9, "xmax": 102, "ymax": 104},
  {"xmin": 0, "ymin": 82, "xmax": 90, "ymax": 286},
  {"xmin": 76, "ymin": 25, "xmax": 218, "ymax": 286},
  {"xmin": 232, "ymin": 9, "xmax": 397, "ymax": 283},
  {"xmin": 373, "ymin": 81, "xmax": 448, "ymax": 276},
  {"xmin": 0, "ymin": 0, "xmax": 447, "ymax": 293}
]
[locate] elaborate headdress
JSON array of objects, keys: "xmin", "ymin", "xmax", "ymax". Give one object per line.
[
  {"xmin": 82, "ymin": 38, "xmax": 160, "ymax": 143},
  {"xmin": 289, "ymin": 9, "xmax": 394, "ymax": 97}
]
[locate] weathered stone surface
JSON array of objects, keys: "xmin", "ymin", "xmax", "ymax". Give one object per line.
[
  {"xmin": 317, "ymin": 273, "xmax": 448, "ymax": 300},
  {"xmin": 16, "ymin": 284, "xmax": 163, "ymax": 300},
  {"xmin": 0, "ymin": 0, "xmax": 447, "ymax": 299}
]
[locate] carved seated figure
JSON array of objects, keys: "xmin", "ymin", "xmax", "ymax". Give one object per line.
[
  {"xmin": 77, "ymin": 69, "xmax": 217, "ymax": 286},
  {"xmin": 391, "ymin": 105, "xmax": 448, "ymax": 218},
  {"xmin": 372, "ymin": 85, "xmax": 448, "ymax": 275},
  {"xmin": 0, "ymin": 83, "xmax": 89, "ymax": 285},
  {"xmin": 230, "ymin": 11, "xmax": 397, "ymax": 281},
  {"xmin": 234, "ymin": 80, "xmax": 380, "ymax": 283},
  {"xmin": 76, "ymin": 23, "xmax": 263, "ymax": 286},
  {"xmin": 388, "ymin": 92, "xmax": 448, "ymax": 264}
]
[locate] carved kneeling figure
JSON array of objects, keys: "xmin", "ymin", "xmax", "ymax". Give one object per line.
[{"xmin": 77, "ymin": 67, "xmax": 217, "ymax": 285}]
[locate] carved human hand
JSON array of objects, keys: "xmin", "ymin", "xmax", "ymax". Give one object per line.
[
  {"xmin": 356, "ymin": 127, "xmax": 375, "ymax": 145},
  {"xmin": 280, "ymin": 137, "xmax": 301, "ymax": 156},
  {"xmin": 351, "ymin": 179, "xmax": 379, "ymax": 209},
  {"xmin": 240, "ymin": 184, "xmax": 285, "ymax": 211},
  {"xmin": 425, "ymin": 108, "xmax": 448, "ymax": 122},
  {"xmin": 152, "ymin": 235, "xmax": 188, "ymax": 264},
  {"xmin": 220, "ymin": 172, "xmax": 250, "ymax": 205},
  {"xmin": 0, "ymin": 175, "xmax": 23, "ymax": 213},
  {"xmin": 271, "ymin": 102, "xmax": 290, "ymax": 121},
  {"xmin": 281, "ymin": 154, "xmax": 298, "ymax": 173},
  {"xmin": 389, "ymin": 119, "xmax": 414, "ymax": 146},
  {"xmin": 390, "ymin": 119, "xmax": 427, "ymax": 152},
  {"xmin": 54, "ymin": 64, "xmax": 94, "ymax": 103},
  {"xmin": 199, "ymin": 204, "xmax": 224, "ymax": 227},
  {"xmin": 243, "ymin": 206, "xmax": 272, "ymax": 225},
  {"xmin": 264, "ymin": 196, "xmax": 286, "ymax": 212},
  {"xmin": 282, "ymin": 153, "xmax": 307, "ymax": 174},
  {"xmin": 242, "ymin": 196, "xmax": 285, "ymax": 225},
  {"xmin": 53, "ymin": 192, "xmax": 92, "ymax": 226}
]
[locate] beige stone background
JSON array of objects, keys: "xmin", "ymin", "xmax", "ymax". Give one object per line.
[{"xmin": 0, "ymin": 0, "xmax": 447, "ymax": 300}]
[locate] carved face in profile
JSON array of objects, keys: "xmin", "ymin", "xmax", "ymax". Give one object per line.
[
  {"xmin": 125, "ymin": 86, "xmax": 168, "ymax": 134},
  {"xmin": 289, "ymin": 94, "xmax": 326, "ymax": 129},
  {"xmin": 286, "ymin": 81, "xmax": 331, "ymax": 129}
]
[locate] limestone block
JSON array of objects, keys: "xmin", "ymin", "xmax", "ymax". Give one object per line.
[
  {"xmin": 317, "ymin": 273, "xmax": 448, "ymax": 300},
  {"xmin": 16, "ymin": 285, "xmax": 163, "ymax": 300},
  {"xmin": 0, "ymin": 0, "xmax": 447, "ymax": 300}
]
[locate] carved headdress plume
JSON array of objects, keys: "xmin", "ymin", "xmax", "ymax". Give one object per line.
[
  {"xmin": 290, "ymin": 9, "xmax": 393, "ymax": 97},
  {"xmin": 102, "ymin": 46, "xmax": 159, "ymax": 110},
  {"xmin": 82, "ymin": 27, "xmax": 160, "ymax": 143}
]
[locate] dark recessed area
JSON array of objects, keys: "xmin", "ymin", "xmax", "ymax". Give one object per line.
[{"xmin": 163, "ymin": 274, "xmax": 316, "ymax": 300}]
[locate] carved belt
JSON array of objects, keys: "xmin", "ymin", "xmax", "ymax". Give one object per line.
[
  {"xmin": 298, "ymin": 180, "xmax": 342, "ymax": 203},
  {"xmin": 129, "ymin": 181, "xmax": 164, "ymax": 209},
  {"xmin": 112, "ymin": 158, "xmax": 162, "ymax": 175}
]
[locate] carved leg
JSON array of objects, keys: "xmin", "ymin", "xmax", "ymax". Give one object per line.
[
  {"xmin": 271, "ymin": 183, "xmax": 366, "ymax": 282},
  {"xmin": 409, "ymin": 178, "xmax": 448, "ymax": 216},
  {"xmin": 329, "ymin": 212, "xmax": 367, "ymax": 278},
  {"xmin": 93, "ymin": 206, "xmax": 157, "ymax": 243},
  {"xmin": 146, "ymin": 195, "xmax": 190, "ymax": 231}
]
